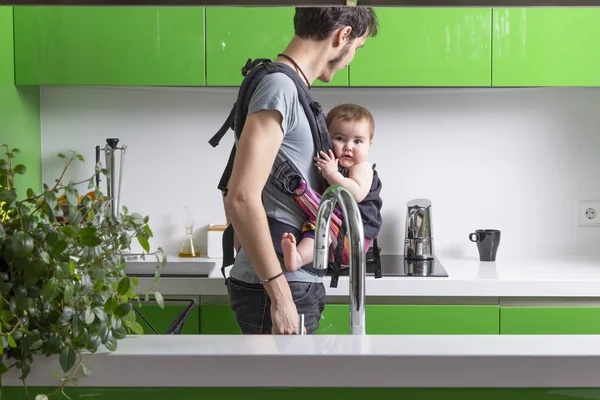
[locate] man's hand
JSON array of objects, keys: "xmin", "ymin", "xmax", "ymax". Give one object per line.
[{"xmin": 270, "ymin": 300, "xmax": 299, "ymax": 334}]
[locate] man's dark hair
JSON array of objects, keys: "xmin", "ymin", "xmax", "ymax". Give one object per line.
[{"xmin": 294, "ymin": 7, "xmax": 379, "ymax": 41}]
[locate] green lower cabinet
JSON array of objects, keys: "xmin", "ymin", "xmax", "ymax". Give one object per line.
[
  {"xmin": 14, "ymin": 6, "xmax": 205, "ymax": 86},
  {"xmin": 205, "ymin": 7, "xmax": 348, "ymax": 87},
  {"xmin": 200, "ymin": 304, "xmax": 499, "ymax": 335},
  {"xmin": 492, "ymin": 8, "xmax": 600, "ymax": 86},
  {"xmin": 350, "ymin": 8, "xmax": 492, "ymax": 87},
  {"xmin": 3, "ymin": 387, "xmax": 597, "ymax": 400},
  {"xmin": 317, "ymin": 305, "xmax": 499, "ymax": 334},
  {"xmin": 134, "ymin": 304, "xmax": 200, "ymax": 335},
  {"xmin": 500, "ymin": 307, "xmax": 600, "ymax": 334},
  {"xmin": 200, "ymin": 304, "xmax": 242, "ymax": 334}
]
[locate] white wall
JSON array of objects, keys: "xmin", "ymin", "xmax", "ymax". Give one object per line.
[{"xmin": 40, "ymin": 86, "xmax": 600, "ymax": 260}]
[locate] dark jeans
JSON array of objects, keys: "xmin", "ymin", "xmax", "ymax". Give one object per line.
[{"xmin": 227, "ymin": 277, "xmax": 326, "ymax": 334}]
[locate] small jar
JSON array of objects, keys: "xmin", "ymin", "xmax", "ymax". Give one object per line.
[{"xmin": 207, "ymin": 224, "xmax": 227, "ymax": 259}]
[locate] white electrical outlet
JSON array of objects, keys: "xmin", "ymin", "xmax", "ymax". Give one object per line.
[{"xmin": 579, "ymin": 201, "xmax": 600, "ymax": 226}]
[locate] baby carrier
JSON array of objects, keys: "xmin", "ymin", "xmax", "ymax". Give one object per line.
[{"xmin": 209, "ymin": 58, "xmax": 382, "ymax": 287}]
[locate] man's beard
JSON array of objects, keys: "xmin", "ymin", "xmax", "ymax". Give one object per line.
[{"xmin": 328, "ymin": 41, "xmax": 351, "ymax": 69}]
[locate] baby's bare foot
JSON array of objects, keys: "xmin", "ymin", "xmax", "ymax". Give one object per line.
[{"xmin": 281, "ymin": 233, "xmax": 302, "ymax": 272}]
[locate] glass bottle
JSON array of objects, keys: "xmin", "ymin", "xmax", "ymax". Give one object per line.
[{"xmin": 178, "ymin": 207, "xmax": 201, "ymax": 258}]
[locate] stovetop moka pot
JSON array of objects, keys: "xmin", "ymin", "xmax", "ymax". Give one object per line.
[{"xmin": 404, "ymin": 198, "xmax": 434, "ymax": 260}]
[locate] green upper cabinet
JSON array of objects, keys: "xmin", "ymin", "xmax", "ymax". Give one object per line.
[
  {"xmin": 1, "ymin": 6, "xmax": 41, "ymax": 194},
  {"xmin": 13, "ymin": 6, "xmax": 205, "ymax": 86},
  {"xmin": 350, "ymin": 8, "xmax": 492, "ymax": 87},
  {"xmin": 492, "ymin": 8, "xmax": 600, "ymax": 86},
  {"xmin": 205, "ymin": 7, "xmax": 348, "ymax": 87}
]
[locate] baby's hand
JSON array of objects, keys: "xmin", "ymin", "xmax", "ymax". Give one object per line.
[{"xmin": 314, "ymin": 150, "xmax": 338, "ymax": 178}]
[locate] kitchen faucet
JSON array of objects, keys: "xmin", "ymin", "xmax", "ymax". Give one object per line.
[{"xmin": 313, "ymin": 185, "xmax": 366, "ymax": 335}]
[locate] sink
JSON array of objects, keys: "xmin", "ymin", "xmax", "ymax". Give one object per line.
[{"xmin": 125, "ymin": 261, "xmax": 215, "ymax": 278}]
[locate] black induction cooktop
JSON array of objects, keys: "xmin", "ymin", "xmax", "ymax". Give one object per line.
[{"xmin": 326, "ymin": 253, "xmax": 449, "ymax": 278}]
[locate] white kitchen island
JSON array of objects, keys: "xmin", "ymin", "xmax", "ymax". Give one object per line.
[
  {"xmin": 3, "ymin": 334, "xmax": 600, "ymax": 399},
  {"xmin": 5, "ymin": 255, "xmax": 600, "ymax": 399}
]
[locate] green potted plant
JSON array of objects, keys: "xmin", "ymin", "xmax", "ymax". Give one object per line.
[{"xmin": 0, "ymin": 145, "xmax": 165, "ymax": 399}]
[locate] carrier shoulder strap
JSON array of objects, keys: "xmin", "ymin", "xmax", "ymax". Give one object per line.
[{"xmin": 208, "ymin": 58, "xmax": 332, "ymax": 281}]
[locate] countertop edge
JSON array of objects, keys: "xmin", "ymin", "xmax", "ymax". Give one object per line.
[{"xmin": 5, "ymin": 335, "xmax": 600, "ymax": 388}]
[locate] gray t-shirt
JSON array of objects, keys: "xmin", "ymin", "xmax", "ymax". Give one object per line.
[{"xmin": 229, "ymin": 73, "xmax": 323, "ymax": 284}]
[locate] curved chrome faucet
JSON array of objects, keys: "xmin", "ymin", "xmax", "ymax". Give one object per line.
[{"xmin": 313, "ymin": 185, "xmax": 366, "ymax": 335}]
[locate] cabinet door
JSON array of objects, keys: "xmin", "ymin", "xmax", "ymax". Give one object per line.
[
  {"xmin": 500, "ymin": 307, "xmax": 600, "ymax": 334},
  {"xmin": 350, "ymin": 8, "xmax": 492, "ymax": 87},
  {"xmin": 316, "ymin": 305, "xmax": 499, "ymax": 334},
  {"xmin": 200, "ymin": 304, "xmax": 242, "ymax": 334},
  {"xmin": 205, "ymin": 7, "xmax": 348, "ymax": 87},
  {"xmin": 492, "ymin": 8, "xmax": 600, "ymax": 86},
  {"xmin": 13, "ymin": 6, "xmax": 205, "ymax": 86},
  {"xmin": 367, "ymin": 305, "xmax": 499, "ymax": 334},
  {"xmin": 316, "ymin": 305, "xmax": 351, "ymax": 334},
  {"xmin": 1, "ymin": 6, "xmax": 41, "ymax": 194},
  {"xmin": 135, "ymin": 303, "xmax": 200, "ymax": 335}
]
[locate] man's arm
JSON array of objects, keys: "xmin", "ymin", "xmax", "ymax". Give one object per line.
[
  {"xmin": 222, "ymin": 193, "xmax": 241, "ymax": 252},
  {"xmin": 224, "ymin": 109, "xmax": 298, "ymax": 335}
]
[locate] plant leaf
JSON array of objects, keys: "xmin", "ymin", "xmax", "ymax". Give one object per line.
[
  {"xmin": 24, "ymin": 260, "xmax": 48, "ymax": 287},
  {"xmin": 112, "ymin": 326, "xmax": 127, "ymax": 339},
  {"xmin": 72, "ymin": 315, "xmax": 81, "ymax": 338},
  {"xmin": 52, "ymin": 240, "xmax": 68, "ymax": 254},
  {"xmin": 81, "ymin": 235, "xmax": 101, "ymax": 247},
  {"xmin": 154, "ymin": 291, "xmax": 164, "ymax": 309},
  {"xmin": 114, "ymin": 303, "xmax": 132, "ymax": 318},
  {"xmin": 7, "ymin": 334, "xmax": 17, "ymax": 348},
  {"xmin": 78, "ymin": 227, "xmax": 97, "ymax": 237},
  {"xmin": 117, "ymin": 277, "xmax": 130, "ymax": 296},
  {"xmin": 61, "ymin": 225, "xmax": 76, "ymax": 237},
  {"xmin": 84, "ymin": 307, "xmax": 95, "ymax": 325},
  {"xmin": 39, "ymin": 250, "xmax": 51, "ymax": 264},
  {"xmin": 63, "ymin": 283, "xmax": 74, "ymax": 304},
  {"xmin": 81, "ymin": 362, "xmax": 92, "ymax": 376},
  {"xmin": 13, "ymin": 164, "xmax": 26, "ymax": 175},
  {"xmin": 105, "ymin": 337, "xmax": 118, "ymax": 352},
  {"xmin": 35, "ymin": 395, "xmax": 48, "ymax": 400},
  {"xmin": 128, "ymin": 321, "xmax": 144, "ymax": 335},
  {"xmin": 0, "ymin": 362, "xmax": 8, "ymax": 375},
  {"xmin": 43, "ymin": 190, "xmax": 57, "ymax": 210},
  {"xmin": 100, "ymin": 325, "xmax": 112, "ymax": 344},
  {"xmin": 110, "ymin": 315, "xmax": 122, "ymax": 330},
  {"xmin": 59, "ymin": 345, "xmax": 76, "ymax": 373},
  {"xmin": 12, "ymin": 231, "xmax": 34, "ymax": 258},
  {"xmin": 66, "ymin": 187, "xmax": 78, "ymax": 206},
  {"xmin": 0, "ymin": 189, "xmax": 16, "ymax": 203},
  {"xmin": 93, "ymin": 307, "xmax": 107, "ymax": 323},
  {"xmin": 104, "ymin": 297, "xmax": 118, "ymax": 313},
  {"xmin": 137, "ymin": 235, "xmax": 150, "ymax": 253},
  {"xmin": 42, "ymin": 277, "xmax": 59, "ymax": 301},
  {"xmin": 68, "ymin": 209, "xmax": 82, "ymax": 227},
  {"xmin": 143, "ymin": 225, "xmax": 153, "ymax": 237}
]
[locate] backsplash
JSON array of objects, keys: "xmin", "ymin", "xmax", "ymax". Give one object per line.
[{"xmin": 40, "ymin": 86, "xmax": 600, "ymax": 260}]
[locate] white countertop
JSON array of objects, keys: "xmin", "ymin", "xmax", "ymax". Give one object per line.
[
  {"xmin": 133, "ymin": 254, "xmax": 600, "ymax": 298},
  {"xmin": 6, "ymin": 334, "xmax": 600, "ymax": 388}
]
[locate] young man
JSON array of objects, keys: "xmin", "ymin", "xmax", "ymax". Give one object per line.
[{"xmin": 224, "ymin": 7, "xmax": 379, "ymax": 335}]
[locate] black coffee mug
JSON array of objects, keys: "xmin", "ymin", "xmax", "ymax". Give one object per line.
[{"xmin": 469, "ymin": 229, "xmax": 501, "ymax": 262}]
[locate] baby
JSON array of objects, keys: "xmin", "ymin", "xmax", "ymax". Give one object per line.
[{"xmin": 281, "ymin": 103, "xmax": 376, "ymax": 271}]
